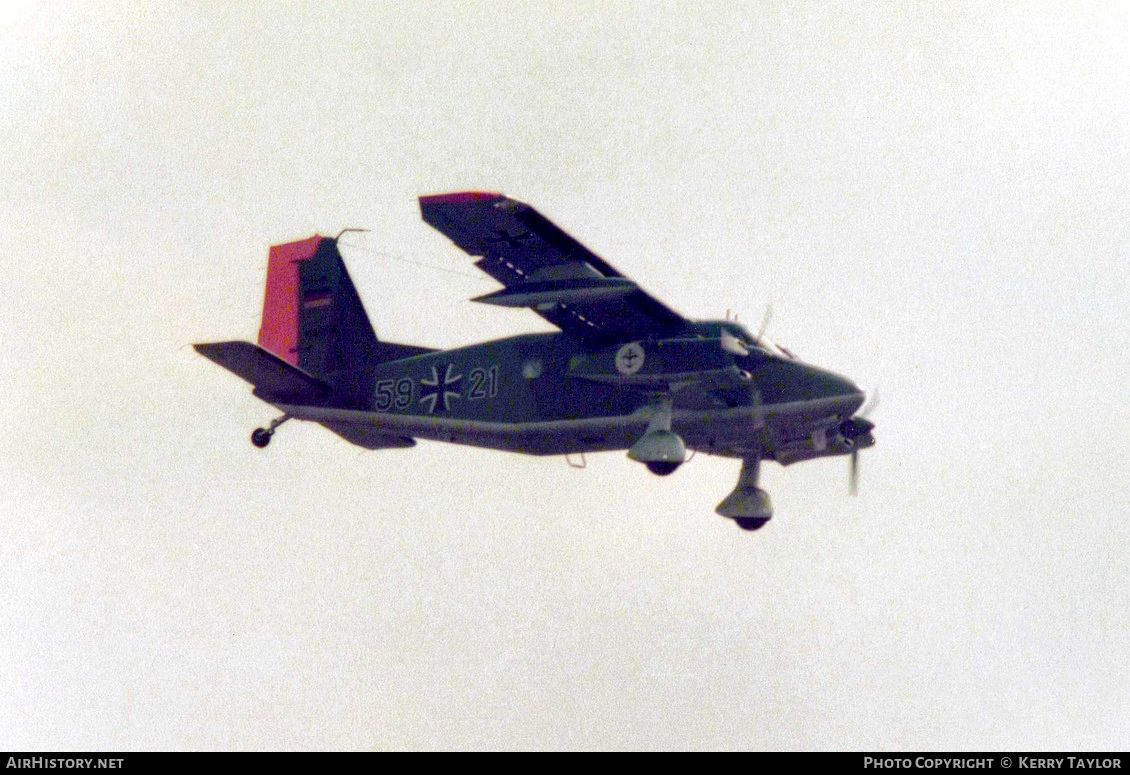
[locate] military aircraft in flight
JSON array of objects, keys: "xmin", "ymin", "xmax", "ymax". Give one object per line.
[{"xmin": 195, "ymin": 192, "xmax": 875, "ymax": 531}]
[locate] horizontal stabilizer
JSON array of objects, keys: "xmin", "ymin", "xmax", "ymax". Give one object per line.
[{"xmin": 194, "ymin": 341, "xmax": 329, "ymax": 400}]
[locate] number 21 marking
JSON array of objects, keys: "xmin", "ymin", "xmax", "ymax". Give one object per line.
[{"xmin": 468, "ymin": 365, "xmax": 499, "ymax": 400}]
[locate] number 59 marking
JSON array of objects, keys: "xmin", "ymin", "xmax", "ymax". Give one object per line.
[{"xmin": 375, "ymin": 378, "xmax": 413, "ymax": 411}]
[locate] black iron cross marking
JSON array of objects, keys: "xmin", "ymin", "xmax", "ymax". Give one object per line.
[
  {"xmin": 418, "ymin": 364, "xmax": 463, "ymax": 414},
  {"xmin": 485, "ymin": 229, "xmax": 535, "ymax": 253}
]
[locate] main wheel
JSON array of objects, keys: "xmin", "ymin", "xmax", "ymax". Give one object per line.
[
  {"xmin": 734, "ymin": 517, "xmax": 769, "ymax": 531},
  {"xmin": 646, "ymin": 461, "xmax": 681, "ymax": 476},
  {"xmin": 251, "ymin": 428, "xmax": 272, "ymax": 448}
]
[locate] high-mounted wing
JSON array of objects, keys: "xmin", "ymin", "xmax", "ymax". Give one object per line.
[{"xmin": 420, "ymin": 192, "xmax": 687, "ymax": 341}]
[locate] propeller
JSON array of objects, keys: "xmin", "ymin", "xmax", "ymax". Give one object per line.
[
  {"xmin": 756, "ymin": 304, "xmax": 773, "ymax": 341},
  {"xmin": 847, "ymin": 390, "xmax": 879, "ymax": 496},
  {"xmin": 849, "ymin": 447, "xmax": 861, "ymax": 496}
]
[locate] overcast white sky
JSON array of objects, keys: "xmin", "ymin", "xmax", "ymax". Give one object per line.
[{"xmin": 2, "ymin": 0, "xmax": 1128, "ymax": 750}]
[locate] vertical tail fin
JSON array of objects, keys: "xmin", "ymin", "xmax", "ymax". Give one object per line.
[
  {"xmin": 259, "ymin": 235, "xmax": 379, "ymax": 376},
  {"xmin": 258, "ymin": 236, "xmax": 430, "ymax": 385}
]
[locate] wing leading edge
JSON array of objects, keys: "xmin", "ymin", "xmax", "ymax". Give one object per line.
[{"xmin": 419, "ymin": 192, "xmax": 687, "ymax": 342}]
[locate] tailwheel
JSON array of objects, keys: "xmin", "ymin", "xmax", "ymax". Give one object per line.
[
  {"xmin": 734, "ymin": 517, "xmax": 770, "ymax": 532},
  {"xmin": 646, "ymin": 461, "xmax": 681, "ymax": 476},
  {"xmin": 250, "ymin": 414, "xmax": 290, "ymax": 449}
]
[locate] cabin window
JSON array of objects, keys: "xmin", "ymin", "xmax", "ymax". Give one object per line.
[{"xmin": 522, "ymin": 359, "xmax": 544, "ymax": 379}]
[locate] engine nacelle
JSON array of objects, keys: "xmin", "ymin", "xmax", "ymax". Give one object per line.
[
  {"xmin": 839, "ymin": 417, "xmax": 875, "ymax": 439},
  {"xmin": 829, "ymin": 417, "xmax": 875, "ymax": 454}
]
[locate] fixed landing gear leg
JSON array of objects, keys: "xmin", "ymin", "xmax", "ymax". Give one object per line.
[
  {"xmin": 251, "ymin": 414, "xmax": 290, "ymax": 448},
  {"xmin": 628, "ymin": 397, "xmax": 687, "ymax": 476},
  {"xmin": 715, "ymin": 455, "xmax": 773, "ymax": 531}
]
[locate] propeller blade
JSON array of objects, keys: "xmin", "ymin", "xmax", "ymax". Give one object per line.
[
  {"xmin": 847, "ymin": 389, "xmax": 876, "ymax": 496},
  {"xmin": 756, "ymin": 304, "xmax": 773, "ymax": 340},
  {"xmin": 859, "ymin": 389, "xmax": 880, "ymax": 418}
]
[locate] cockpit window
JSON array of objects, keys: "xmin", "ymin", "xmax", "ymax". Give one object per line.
[
  {"xmin": 708, "ymin": 321, "xmax": 796, "ymax": 359},
  {"xmin": 753, "ymin": 336, "xmax": 789, "ymax": 358}
]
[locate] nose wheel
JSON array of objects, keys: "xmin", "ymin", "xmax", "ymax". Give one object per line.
[{"xmin": 250, "ymin": 415, "xmax": 290, "ymax": 448}]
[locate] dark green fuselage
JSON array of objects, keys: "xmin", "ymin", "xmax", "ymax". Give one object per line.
[{"xmin": 338, "ymin": 321, "xmax": 862, "ymax": 461}]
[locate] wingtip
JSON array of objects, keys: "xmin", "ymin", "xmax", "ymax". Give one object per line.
[{"xmin": 418, "ymin": 191, "xmax": 504, "ymax": 205}]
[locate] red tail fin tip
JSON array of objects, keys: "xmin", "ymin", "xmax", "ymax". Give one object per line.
[{"xmin": 258, "ymin": 235, "xmax": 325, "ymax": 366}]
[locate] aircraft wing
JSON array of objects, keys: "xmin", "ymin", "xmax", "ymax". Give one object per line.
[{"xmin": 420, "ymin": 192, "xmax": 687, "ymax": 341}]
